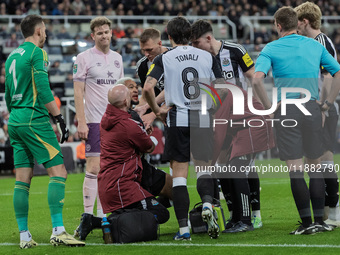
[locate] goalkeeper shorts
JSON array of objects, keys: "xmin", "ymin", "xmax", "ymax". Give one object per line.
[{"xmin": 8, "ymin": 122, "xmax": 63, "ymax": 168}]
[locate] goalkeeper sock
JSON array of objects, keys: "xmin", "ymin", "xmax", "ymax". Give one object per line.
[
  {"xmin": 48, "ymin": 177, "xmax": 66, "ymax": 228},
  {"xmin": 14, "ymin": 181, "xmax": 30, "ymax": 232}
]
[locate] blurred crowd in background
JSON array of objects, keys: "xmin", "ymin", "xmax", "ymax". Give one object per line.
[{"xmin": 2, "ymin": 0, "xmax": 340, "ymax": 161}]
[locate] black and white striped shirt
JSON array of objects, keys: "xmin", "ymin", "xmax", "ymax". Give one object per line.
[
  {"xmin": 136, "ymin": 47, "xmax": 171, "ymax": 96},
  {"xmin": 147, "ymin": 46, "xmax": 223, "ymax": 127},
  {"xmin": 315, "ymin": 33, "xmax": 337, "ymax": 98},
  {"xmin": 216, "ymin": 40, "xmax": 254, "ymax": 89}
]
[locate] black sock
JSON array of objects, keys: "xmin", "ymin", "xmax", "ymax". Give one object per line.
[
  {"xmin": 324, "ymin": 168, "xmax": 339, "ymax": 207},
  {"xmin": 248, "ymin": 170, "xmax": 261, "ymax": 211},
  {"xmin": 213, "ymin": 178, "xmax": 220, "ymax": 202},
  {"xmin": 289, "ymin": 171, "xmax": 312, "ymax": 227},
  {"xmin": 173, "ymin": 186, "xmax": 190, "ymax": 227},
  {"xmin": 308, "ymin": 171, "xmax": 325, "ymax": 222},
  {"xmin": 157, "ymin": 195, "xmax": 172, "ymax": 208},
  {"xmin": 92, "ymin": 215, "xmax": 102, "ymax": 229},
  {"xmin": 220, "ymin": 178, "xmax": 233, "ymax": 212},
  {"xmin": 197, "ymin": 175, "xmax": 214, "ymax": 204},
  {"xmin": 232, "ymin": 177, "xmax": 251, "ymax": 225}
]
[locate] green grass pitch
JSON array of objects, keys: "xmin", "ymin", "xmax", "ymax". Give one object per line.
[{"xmin": 1, "ymin": 156, "xmax": 340, "ymax": 254}]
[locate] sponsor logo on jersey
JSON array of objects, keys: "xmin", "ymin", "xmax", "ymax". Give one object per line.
[
  {"xmin": 222, "ymin": 58, "xmax": 230, "ymax": 66},
  {"xmin": 242, "ymin": 53, "xmax": 253, "ymax": 67},
  {"xmin": 223, "ymin": 70, "xmax": 234, "ymax": 80},
  {"xmin": 73, "ymin": 64, "xmax": 78, "ymax": 74},
  {"xmin": 157, "ymin": 78, "xmax": 165, "ymax": 90},
  {"xmin": 96, "ymin": 79, "xmax": 117, "ymax": 85},
  {"xmin": 114, "ymin": 60, "xmax": 120, "ymax": 68},
  {"xmin": 12, "ymin": 94, "xmax": 23, "ymax": 101}
]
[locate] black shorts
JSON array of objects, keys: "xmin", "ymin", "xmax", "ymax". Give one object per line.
[
  {"xmin": 274, "ymin": 100, "xmax": 323, "ymax": 161},
  {"xmin": 322, "ymin": 103, "xmax": 339, "ymax": 153},
  {"xmin": 162, "ymin": 127, "xmax": 213, "ymax": 162},
  {"xmin": 125, "ymin": 197, "xmax": 169, "ymax": 224},
  {"xmin": 141, "ymin": 157, "xmax": 166, "ymax": 196}
]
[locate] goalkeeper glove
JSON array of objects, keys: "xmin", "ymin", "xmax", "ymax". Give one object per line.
[{"xmin": 54, "ymin": 114, "xmax": 69, "ymax": 144}]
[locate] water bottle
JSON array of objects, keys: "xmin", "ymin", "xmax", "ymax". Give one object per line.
[{"xmin": 102, "ymin": 217, "xmax": 113, "ymax": 244}]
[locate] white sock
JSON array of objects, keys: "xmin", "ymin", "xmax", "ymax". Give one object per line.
[
  {"xmin": 97, "ymin": 209, "xmax": 105, "ymax": 218},
  {"xmin": 229, "ymin": 211, "xmax": 233, "ymax": 218},
  {"xmin": 252, "ymin": 210, "xmax": 261, "ymax": 218},
  {"xmin": 52, "ymin": 226, "xmax": 66, "ymax": 235},
  {"xmin": 203, "ymin": 202, "xmax": 213, "ymax": 212},
  {"xmin": 324, "ymin": 206, "xmax": 330, "ymax": 221},
  {"xmin": 179, "ymin": 226, "xmax": 190, "ymax": 235},
  {"xmin": 329, "ymin": 206, "xmax": 340, "ymax": 221},
  {"xmin": 219, "ymin": 191, "xmax": 225, "ymax": 200},
  {"xmin": 20, "ymin": 230, "xmax": 32, "ymax": 242}
]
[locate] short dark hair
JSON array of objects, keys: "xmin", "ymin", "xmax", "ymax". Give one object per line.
[
  {"xmin": 274, "ymin": 6, "xmax": 298, "ymax": 31},
  {"xmin": 20, "ymin": 15, "xmax": 43, "ymax": 38},
  {"xmin": 191, "ymin": 20, "xmax": 213, "ymax": 41},
  {"xmin": 139, "ymin": 28, "xmax": 161, "ymax": 44},
  {"xmin": 167, "ymin": 17, "xmax": 191, "ymax": 45}
]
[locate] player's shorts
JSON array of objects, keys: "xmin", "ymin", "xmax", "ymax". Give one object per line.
[
  {"xmin": 85, "ymin": 123, "xmax": 100, "ymax": 157},
  {"xmin": 141, "ymin": 157, "xmax": 166, "ymax": 196},
  {"xmin": 162, "ymin": 126, "xmax": 213, "ymax": 162},
  {"xmin": 8, "ymin": 123, "xmax": 63, "ymax": 168},
  {"xmin": 322, "ymin": 103, "xmax": 339, "ymax": 153},
  {"xmin": 274, "ymin": 100, "xmax": 322, "ymax": 161}
]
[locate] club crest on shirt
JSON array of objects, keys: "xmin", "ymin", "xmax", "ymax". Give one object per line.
[
  {"xmin": 151, "ymin": 198, "xmax": 159, "ymax": 206},
  {"xmin": 222, "ymin": 58, "xmax": 230, "ymax": 66},
  {"xmin": 114, "ymin": 60, "xmax": 120, "ymax": 68},
  {"xmin": 73, "ymin": 64, "xmax": 78, "ymax": 74}
]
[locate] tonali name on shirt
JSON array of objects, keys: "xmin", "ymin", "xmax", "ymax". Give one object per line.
[
  {"xmin": 175, "ymin": 54, "xmax": 199, "ymax": 62},
  {"xmin": 96, "ymin": 79, "xmax": 117, "ymax": 85}
]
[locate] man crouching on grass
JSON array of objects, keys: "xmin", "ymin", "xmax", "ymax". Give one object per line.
[{"xmin": 98, "ymin": 85, "xmax": 169, "ymax": 225}]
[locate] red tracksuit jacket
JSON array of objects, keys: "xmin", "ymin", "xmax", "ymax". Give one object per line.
[{"xmin": 98, "ymin": 104, "xmax": 153, "ymax": 213}]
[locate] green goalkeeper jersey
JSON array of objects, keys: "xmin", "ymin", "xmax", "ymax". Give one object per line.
[{"xmin": 5, "ymin": 41, "xmax": 55, "ymax": 126}]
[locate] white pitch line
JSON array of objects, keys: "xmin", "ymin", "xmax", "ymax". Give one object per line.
[{"xmin": 1, "ymin": 243, "xmax": 340, "ymax": 248}]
